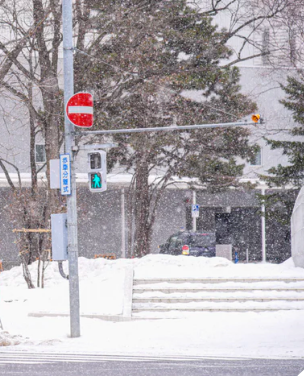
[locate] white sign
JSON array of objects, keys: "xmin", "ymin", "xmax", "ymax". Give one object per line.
[
  {"xmin": 60, "ymin": 154, "xmax": 71, "ymax": 195},
  {"xmin": 50, "ymin": 159, "xmax": 60, "ymax": 189},
  {"xmin": 192, "ymin": 204, "xmax": 200, "ymax": 218}
]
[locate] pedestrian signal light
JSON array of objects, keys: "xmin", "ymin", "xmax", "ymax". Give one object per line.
[
  {"xmin": 89, "ymin": 153, "xmax": 101, "ymax": 169},
  {"xmin": 90, "ymin": 172, "xmax": 102, "ymax": 189},
  {"xmin": 87, "ymin": 150, "xmax": 107, "ymax": 192},
  {"xmin": 251, "ymin": 114, "xmax": 260, "ymax": 123}
]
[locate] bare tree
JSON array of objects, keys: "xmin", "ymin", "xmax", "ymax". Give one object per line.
[{"xmin": 0, "ymin": 0, "xmax": 89, "ymax": 285}]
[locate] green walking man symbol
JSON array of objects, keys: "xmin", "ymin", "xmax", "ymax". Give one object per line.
[{"xmin": 92, "ymin": 173, "xmax": 101, "ymax": 188}]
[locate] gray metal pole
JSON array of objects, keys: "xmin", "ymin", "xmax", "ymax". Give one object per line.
[
  {"xmin": 62, "ymin": 0, "xmax": 80, "ymax": 338},
  {"xmin": 75, "ymin": 121, "xmax": 256, "ymax": 136},
  {"xmin": 261, "ymin": 188, "xmax": 266, "ymax": 263},
  {"xmin": 192, "ymin": 190, "xmax": 196, "ymax": 232},
  {"xmin": 121, "ymin": 188, "xmax": 126, "ymax": 258}
]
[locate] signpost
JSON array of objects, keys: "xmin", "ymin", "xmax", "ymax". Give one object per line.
[
  {"xmin": 66, "ymin": 92, "xmax": 93, "ymax": 128},
  {"xmin": 62, "ymin": 0, "xmax": 80, "ymax": 338},
  {"xmin": 60, "ymin": 154, "xmax": 71, "ymax": 195},
  {"xmin": 191, "ymin": 204, "xmax": 200, "ymax": 218},
  {"xmin": 192, "ymin": 191, "xmax": 198, "ymax": 232}
]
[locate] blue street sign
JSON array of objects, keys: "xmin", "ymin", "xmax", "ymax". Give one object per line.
[
  {"xmin": 191, "ymin": 204, "xmax": 200, "ymax": 218},
  {"xmin": 60, "ymin": 154, "xmax": 71, "ymax": 195}
]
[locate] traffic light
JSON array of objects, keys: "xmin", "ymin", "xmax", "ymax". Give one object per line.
[
  {"xmin": 87, "ymin": 150, "xmax": 107, "ymax": 192},
  {"xmin": 90, "ymin": 172, "xmax": 102, "ymax": 189},
  {"xmin": 251, "ymin": 114, "xmax": 261, "ymax": 123}
]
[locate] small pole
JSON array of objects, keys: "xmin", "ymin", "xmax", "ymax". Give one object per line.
[
  {"xmin": 62, "ymin": 0, "xmax": 80, "ymax": 338},
  {"xmin": 121, "ymin": 188, "xmax": 126, "ymax": 258},
  {"xmin": 261, "ymin": 188, "xmax": 266, "ymax": 263},
  {"xmin": 192, "ymin": 190, "xmax": 196, "ymax": 232}
]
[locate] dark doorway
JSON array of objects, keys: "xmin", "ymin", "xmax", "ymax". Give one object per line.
[
  {"xmin": 215, "ymin": 213, "xmax": 232, "ymax": 244},
  {"xmin": 215, "ymin": 208, "xmax": 261, "ymax": 262}
]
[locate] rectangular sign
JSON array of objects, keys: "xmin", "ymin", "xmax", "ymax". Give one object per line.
[
  {"xmin": 60, "ymin": 154, "xmax": 71, "ymax": 195},
  {"xmin": 51, "ymin": 213, "xmax": 68, "ymax": 261},
  {"xmin": 50, "ymin": 159, "xmax": 60, "ymax": 189},
  {"xmin": 191, "ymin": 204, "xmax": 200, "ymax": 218}
]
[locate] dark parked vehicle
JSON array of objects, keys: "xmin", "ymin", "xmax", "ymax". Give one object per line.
[{"xmin": 159, "ymin": 230, "xmax": 216, "ymax": 257}]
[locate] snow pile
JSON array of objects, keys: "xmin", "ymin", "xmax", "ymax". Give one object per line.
[
  {"xmin": 1, "ymin": 254, "xmax": 302, "ymax": 290},
  {"xmin": 0, "ymin": 255, "xmax": 304, "ymax": 358},
  {"xmin": 133, "ymin": 254, "xmax": 232, "ymax": 279},
  {"xmin": 0, "ymin": 257, "xmax": 126, "ymax": 316},
  {"xmin": 133, "ymin": 253, "xmax": 304, "ymax": 280},
  {"xmin": 0, "ymin": 330, "xmax": 23, "ymax": 347}
]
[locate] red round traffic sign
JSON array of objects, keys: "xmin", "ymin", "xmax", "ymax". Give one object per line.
[{"xmin": 66, "ymin": 92, "xmax": 93, "ymax": 127}]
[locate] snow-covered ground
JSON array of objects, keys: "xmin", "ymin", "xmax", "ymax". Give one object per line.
[{"xmin": 0, "ymin": 255, "xmax": 304, "ymax": 359}]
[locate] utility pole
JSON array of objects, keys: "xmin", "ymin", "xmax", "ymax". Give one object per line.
[{"xmin": 62, "ymin": 0, "xmax": 80, "ymax": 338}]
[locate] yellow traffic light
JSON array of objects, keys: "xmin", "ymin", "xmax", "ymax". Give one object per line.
[{"xmin": 251, "ymin": 114, "xmax": 260, "ymax": 123}]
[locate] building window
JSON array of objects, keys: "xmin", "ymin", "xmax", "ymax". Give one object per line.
[
  {"xmin": 256, "ymin": 23, "xmax": 298, "ymax": 67},
  {"xmin": 35, "ymin": 144, "xmax": 46, "ymax": 164},
  {"xmin": 249, "ymin": 147, "xmax": 262, "ymax": 166},
  {"xmin": 262, "ymin": 28, "xmax": 270, "ymax": 66},
  {"xmin": 289, "ymin": 28, "xmax": 296, "ymax": 65}
]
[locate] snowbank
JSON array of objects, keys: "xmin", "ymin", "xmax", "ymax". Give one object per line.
[
  {"xmin": 0, "ymin": 330, "xmax": 22, "ymax": 346},
  {"xmin": 0, "ymin": 255, "xmax": 304, "ymax": 358}
]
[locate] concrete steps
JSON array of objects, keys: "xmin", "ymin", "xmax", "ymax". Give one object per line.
[
  {"xmin": 133, "ymin": 278, "xmax": 304, "ymax": 284},
  {"xmin": 133, "ymin": 297, "xmax": 304, "ymax": 303},
  {"xmin": 131, "ymin": 277, "xmax": 304, "ymax": 318}
]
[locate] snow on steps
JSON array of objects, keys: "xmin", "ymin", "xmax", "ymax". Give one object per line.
[{"xmin": 131, "ymin": 277, "xmax": 304, "ymax": 318}]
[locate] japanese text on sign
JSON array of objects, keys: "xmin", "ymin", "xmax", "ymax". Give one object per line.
[{"xmin": 60, "ymin": 154, "xmax": 71, "ymax": 195}]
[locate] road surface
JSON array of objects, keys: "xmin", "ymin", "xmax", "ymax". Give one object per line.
[{"xmin": 0, "ymin": 352, "xmax": 303, "ymax": 376}]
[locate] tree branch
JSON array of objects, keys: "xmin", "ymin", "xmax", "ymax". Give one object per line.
[
  {"xmin": 1, "ymin": 81, "xmax": 44, "ymax": 122},
  {"xmin": 0, "ymin": 158, "xmax": 22, "ymax": 190}
]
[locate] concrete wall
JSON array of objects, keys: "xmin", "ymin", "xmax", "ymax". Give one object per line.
[
  {"xmin": 77, "ymin": 187, "xmax": 186, "ymax": 257},
  {"xmin": 0, "ymin": 186, "xmax": 187, "ymax": 267},
  {"xmin": 0, "ymin": 186, "xmax": 292, "ymax": 268}
]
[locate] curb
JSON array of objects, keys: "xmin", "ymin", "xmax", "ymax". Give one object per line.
[{"xmin": 28, "ymin": 313, "xmax": 132, "ymax": 322}]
